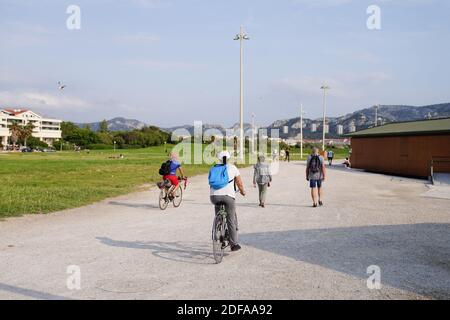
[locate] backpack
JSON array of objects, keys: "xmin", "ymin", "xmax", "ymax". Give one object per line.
[
  {"xmin": 159, "ymin": 160, "xmax": 172, "ymax": 176},
  {"xmin": 208, "ymin": 164, "xmax": 233, "ymax": 190},
  {"xmin": 309, "ymin": 155, "xmax": 321, "ymax": 173}
]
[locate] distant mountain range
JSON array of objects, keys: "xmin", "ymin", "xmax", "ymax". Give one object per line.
[
  {"xmin": 161, "ymin": 103, "xmax": 450, "ymax": 139},
  {"xmin": 76, "ymin": 117, "xmax": 147, "ymax": 132},
  {"xmin": 76, "ymin": 103, "xmax": 450, "ymax": 139},
  {"xmin": 267, "ymin": 102, "xmax": 450, "ymax": 139}
]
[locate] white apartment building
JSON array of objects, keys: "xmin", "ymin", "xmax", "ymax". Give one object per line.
[
  {"xmin": 348, "ymin": 122, "xmax": 356, "ymax": 133},
  {"xmin": 0, "ymin": 109, "xmax": 62, "ymax": 147}
]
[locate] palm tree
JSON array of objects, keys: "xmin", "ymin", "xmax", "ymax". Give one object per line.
[
  {"xmin": 20, "ymin": 122, "xmax": 35, "ymax": 147},
  {"xmin": 9, "ymin": 122, "xmax": 21, "ymax": 147}
]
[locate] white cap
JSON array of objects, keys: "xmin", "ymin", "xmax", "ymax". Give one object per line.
[{"xmin": 217, "ymin": 151, "xmax": 231, "ymax": 162}]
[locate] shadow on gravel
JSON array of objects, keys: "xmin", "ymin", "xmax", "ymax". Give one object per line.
[
  {"xmin": 96, "ymin": 237, "xmax": 218, "ymax": 265},
  {"xmin": 108, "ymin": 201, "xmax": 160, "ymax": 209},
  {"xmin": 0, "ymin": 283, "xmax": 73, "ymax": 300},
  {"xmin": 187, "ymin": 202, "xmax": 308, "ymax": 209},
  {"xmin": 240, "ymin": 223, "xmax": 450, "ymax": 299},
  {"xmin": 236, "ymin": 203, "xmax": 311, "ymax": 209}
]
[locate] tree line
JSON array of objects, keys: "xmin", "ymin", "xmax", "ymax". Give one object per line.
[
  {"xmin": 3, "ymin": 122, "xmax": 49, "ymax": 149},
  {"xmin": 55, "ymin": 120, "xmax": 171, "ymax": 150}
]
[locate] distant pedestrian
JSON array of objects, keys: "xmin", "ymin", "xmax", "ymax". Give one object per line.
[
  {"xmin": 285, "ymin": 149, "xmax": 290, "ymax": 162},
  {"xmin": 306, "ymin": 147, "xmax": 326, "ymax": 208},
  {"xmin": 253, "ymin": 155, "xmax": 272, "ymax": 208},
  {"xmin": 272, "ymin": 149, "xmax": 278, "ymax": 162},
  {"xmin": 327, "ymin": 150, "xmax": 334, "ymax": 166}
]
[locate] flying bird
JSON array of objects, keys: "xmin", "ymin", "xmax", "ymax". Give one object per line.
[{"xmin": 58, "ymin": 81, "xmax": 66, "ymax": 90}]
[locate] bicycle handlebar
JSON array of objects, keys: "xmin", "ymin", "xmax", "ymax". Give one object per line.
[{"xmin": 178, "ymin": 176, "xmax": 188, "ymax": 189}]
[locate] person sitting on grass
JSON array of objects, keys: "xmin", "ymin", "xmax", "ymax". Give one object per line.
[{"xmin": 343, "ymin": 157, "xmax": 351, "ymax": 168}]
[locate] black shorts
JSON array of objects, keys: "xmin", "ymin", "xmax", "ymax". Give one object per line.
[{"xmin": 309, "ymin": 179, "xmax": 323, "ymax": 188}]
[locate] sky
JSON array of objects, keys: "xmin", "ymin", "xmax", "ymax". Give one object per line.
[{"xmin": 1, "ymin": 0, "xmax": 449, "ymax": 127}]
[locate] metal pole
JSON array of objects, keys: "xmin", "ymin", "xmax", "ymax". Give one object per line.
[
  {"xmin": 322, "ymin": 87, "xmax": 328, "ymax": 151},
  {"xmin": 234, "ymin": 26, "xmax": 249, "ymax": 160},
  {"xmin": 239, "ymin": 26, "xmax": 244, "ymax": 161},
  {"xmin": 375, "ymin": 105, "xmax": 378, "ymax": 127},
  {"xmin": 251, "ymin": 113, "xmax": 255, "ymax": 154},
  {"xmin": 300, "ymin": 103, "xmax": 304, "ymax": 159}
]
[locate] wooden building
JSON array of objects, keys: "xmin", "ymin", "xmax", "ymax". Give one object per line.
[{"xmin": 347, "ymin": 118, "xmax": 450, "ymax": 179}]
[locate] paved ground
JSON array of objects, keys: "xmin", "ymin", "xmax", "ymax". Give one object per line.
[
  {"xmin": 423, "ymin": 173, "xmax": 450, "ymax": 200},
  {"xmin": 1, "ymin": 161, "xmax": 450, "ymax": 300}
]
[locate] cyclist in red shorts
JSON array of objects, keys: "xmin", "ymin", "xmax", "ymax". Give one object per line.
[{"xmin": 163, "ymin": 152, "xmax": 186, "ymax": 197}]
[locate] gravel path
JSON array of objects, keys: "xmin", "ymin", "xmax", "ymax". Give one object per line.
[{"xmin": 1, "ymin": 161, "xmax": 449, "ymax": 300}]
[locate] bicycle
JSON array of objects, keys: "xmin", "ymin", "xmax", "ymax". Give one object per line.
[
  {"xmin": 158, "ymin": 176, "xmax": 187, "ymax": 210},
  {"xmin": 212, "ymin": 204, "xmax": 231, "ymax": 264}
]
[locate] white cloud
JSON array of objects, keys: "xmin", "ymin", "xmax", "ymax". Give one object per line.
[
  {"xmin": 293, "ymin": 0, "xmax": 440, "ymax": 6},
  {"xmin": 125, "ymin": 59, "xmax": 205, "ymax": 69},
  {"xmin": 114, "ymin": 34, "xmax": 160, "ymax": 44},
  {"xmin": 293, "ymin": 0, "xmax": 353, "ymax": 7},
  {"xmin": 136, "ymin": 0, "xmax": 171, "ymax": 8},
  {"xmin": 0, "ymin": 91, "xmax": 90, "ymax": 111},
  {"xmin": 0, "ymin": 21, "xmax": 52, "ymax": 47},
  {"xmin": 274, "ymin": 71, "xmax": 392, "ymax": 100},
  {"xmin": 276, "ymin": 76, "xmax": 352, "ymax": 99}
]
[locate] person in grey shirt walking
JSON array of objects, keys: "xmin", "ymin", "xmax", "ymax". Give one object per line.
[{"xmin": 253, "ymin": 155, "xmax": 272, "ymax": 208}]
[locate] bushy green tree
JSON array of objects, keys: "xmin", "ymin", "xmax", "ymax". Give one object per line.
[
  {"xmin": 97, "ymin": 132, "xmax": 113, "ymax": 145},
  {"xmin": 26, "ymin": 137, "xmax": 49, "ymax": 149},
  {"xmin": 99, "ymin": 120, "xmax": 109, "ymax": 133},
  {"xmin": 61, "ymin": 122, "xmax": 79, "ymax": 140},
  {"xmin": 65, "ymin": 128, "xmax": 99, "ymax": 147},
  {"xmin": 60, "ymin": 120, "xmax": 169, "ymax": 149}
]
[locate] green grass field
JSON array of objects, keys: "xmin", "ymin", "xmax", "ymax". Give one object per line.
[
  {"xmin": 0, "ymin": 144, "xmax": 350, "ymax": 218},
  {"xmin": 284, "ymin": 146, "xmax": 350, "ymax": 161},
  {"xmin": 0, "ymin": 145, "xmax": 213, "ymax": 218}
]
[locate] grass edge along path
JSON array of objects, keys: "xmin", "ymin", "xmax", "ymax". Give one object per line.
[
  {"xmin": 0, "ymin": 145, "xmax": 349, "ymax": 218},
  {"xmin": 0, "ymin": 146, "xmax": 211, "ymax": 218}
]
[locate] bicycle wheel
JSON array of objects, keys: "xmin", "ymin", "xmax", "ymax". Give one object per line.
[
  {"xmin": 159, "ymin": 189, "xmax": 169, "ymax": 210},
  {"xmin": 212, "ymin": 214, "xmax": 226, "ymax": 264},
  {"xmin": 172, "ymin": 186, "xmax": 183, "ymax": 207}
]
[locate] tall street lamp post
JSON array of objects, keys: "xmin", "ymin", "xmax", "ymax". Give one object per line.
[
  {"xmin": 374, "ymin": 104, "xmax": 379, "ymax": 127},
  {"xmin": 234, "ymin": 26, "xmax": 249, "ymax": 161},
  {"xmin": 300, "ymin": 103, "xmax": 306, "ymax": 159},
  {"xmin": 320, "ymin": 85, "xmax": 330, "ymax": 152},
  {"xmin": 251, "ymin": 112, "xmax": 256, "ymax": 154}
]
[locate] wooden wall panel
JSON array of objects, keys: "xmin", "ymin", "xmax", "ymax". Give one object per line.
[{"xmin": 350, "ymin": 134, "xmax": 450, "ymax": 178}]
